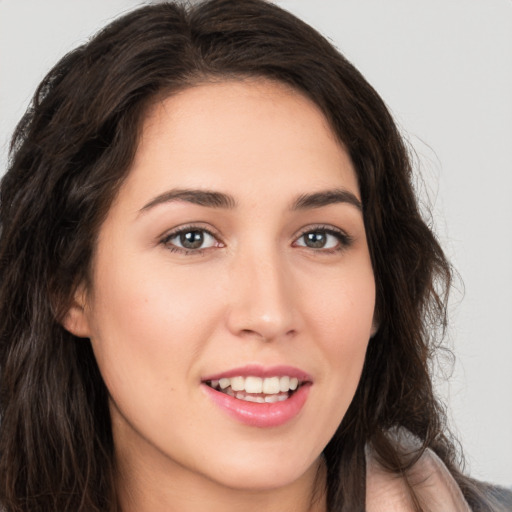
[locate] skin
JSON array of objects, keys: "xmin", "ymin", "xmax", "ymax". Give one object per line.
[{"xmin": 65, "ymin": 80, "xmax": 376, "ymax": 512}]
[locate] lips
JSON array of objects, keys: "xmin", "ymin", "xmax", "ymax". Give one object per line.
[
  {"xmin": 201, "ymin": 365, "xmax": 312, "ymax": 427},
  {"xmin": 205, "ymin": 375, "xmax": 301, "ymax": 401}
]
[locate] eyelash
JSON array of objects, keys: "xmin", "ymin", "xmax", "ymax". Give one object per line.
[
  {"xmin": 160, "ymin": 224, "xmax": 223, "ymax": 255},
  {"xmin": 293, "ymin": 225, "xmax": 353, "ymax": 254},
  {"xmin": 160, "ymin": 224, "xmax": 353, "ymax": 255}
]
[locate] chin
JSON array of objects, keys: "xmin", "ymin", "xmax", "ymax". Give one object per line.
[{"xmin": 202, "ymin": 452, "xmax": 320, "ymax": 492}]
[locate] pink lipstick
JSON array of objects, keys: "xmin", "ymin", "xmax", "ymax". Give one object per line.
[{"xmin": 201, "ymin": 365, "xmax": 312, "ymax": 428}]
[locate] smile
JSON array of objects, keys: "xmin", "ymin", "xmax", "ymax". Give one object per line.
[
  {"xmin": 205, "ymin": 375, "xmax": 302, "ymax": 403},
  {"xmin": 202, "ymin": 366, "xmax": 312, "ymax": 427}
]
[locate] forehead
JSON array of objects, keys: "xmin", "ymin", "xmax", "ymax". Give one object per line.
[{"xmin": 121, "ymin": 79, "xmax": 359, "ymax": 209}]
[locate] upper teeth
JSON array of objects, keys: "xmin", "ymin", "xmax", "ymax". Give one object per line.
[{"xmin": 211, "ymin": 376, "xmax": 300, "ymax": 394}]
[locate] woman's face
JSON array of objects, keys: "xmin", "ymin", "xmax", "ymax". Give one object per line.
[{"xmin": 68, "ymin": 80, "xmax": 376, "ymax": 494}]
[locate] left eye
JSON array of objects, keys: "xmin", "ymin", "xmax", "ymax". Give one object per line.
[
  {"xmin": 295, "ymin": 230, "xmax": 343, "ymax": 250},
  {"xmin": 163, "ymin": 229, "xmax": 218, "ymax": 251}
]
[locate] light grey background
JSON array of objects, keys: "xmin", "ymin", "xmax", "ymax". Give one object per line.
[{"xmin": 1, "ymin": 0, "xmax": 511, "ymax": 487}]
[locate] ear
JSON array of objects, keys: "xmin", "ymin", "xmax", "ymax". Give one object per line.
[{"xmin": 61, "ymin": 284, "xmax": 92, "ymax": 339}]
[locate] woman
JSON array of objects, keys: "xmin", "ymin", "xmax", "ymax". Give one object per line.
[{"xmin": 0, "ymin": 1, "xmax": 507, "ymax": 511}]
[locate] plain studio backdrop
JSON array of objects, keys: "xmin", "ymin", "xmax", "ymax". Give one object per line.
[{"xmin": 0, "ymin": 0, "xmax": 511, "ymax": 488}]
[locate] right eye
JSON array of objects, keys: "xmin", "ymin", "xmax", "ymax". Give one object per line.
[{"xmin": 161, "ymin": 227, "xmax": 221, "ymax": 253}]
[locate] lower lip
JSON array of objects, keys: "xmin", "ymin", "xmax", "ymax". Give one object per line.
[{"xmin": 202, "ymin": 384, "xmax": 311, "ymax": 428}]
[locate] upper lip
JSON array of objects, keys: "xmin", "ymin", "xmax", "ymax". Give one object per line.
[{"xmin": 202, "ymin": 364, "xmax": 312, "ymax": 383}]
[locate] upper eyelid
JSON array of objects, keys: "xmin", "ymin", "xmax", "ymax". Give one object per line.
[
  {"xmin": 159, "ymin": 225, "xmax": 223, "ymax": 255},
  {"xmin": 158, "ymin": 223, "xmax": 352, "ymax": 248},
  {"xmin": 160, "ymin": 223, "xmax": 222, "ymax": 242},
  {"xmin": 294, "ymin": 224, "xmax": 350, "ymax": 238},
  {"xmin": 292, "ymin": 225, "xmax": 354, "ymax": 250}
]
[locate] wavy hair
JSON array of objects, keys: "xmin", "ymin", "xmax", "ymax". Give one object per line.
[{"xmin": 0, "ymin": 1, "xmax": 498, "ymax": 510}]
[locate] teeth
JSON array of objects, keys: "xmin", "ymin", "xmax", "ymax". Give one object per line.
[
  {"xmin": 209, "ymin": 375, "xmax": 303, "ymax": 395},
  {"xmin": 279, "ymin": 376, "xmax": 290, "ymax": 392},
  {"xmin": 262, "ymin": 376, "xmax": 280, "ymax": 394},
  {"xmin": 235, "ymin": 391, "xmax": 289, "ymax": 403},
  {"xmin": 264, "ymin": 394, "xmax": 288, "ymax": 403},
  {"xmin": 230, "ymin": 376, "xmax": 245, "ymax": 391},
  {"xmin": 245, "ymin": 376, "xmax": 263, "ymax": 393},
  {"xmin": 237, "ymin": 392, "xmax": 265, "ymax": 403},
  {"xmin": 219, "ymin": 378, "xmax": 230, "ymax": 390}
]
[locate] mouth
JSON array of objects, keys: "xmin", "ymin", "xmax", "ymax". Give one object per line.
[
  {"xmin": 201, "ymin": 367, "xmax": 312, "ymax": 427},
  {"xmin": 204, "ymin": 375, "xmax": 304, "ymax": 403}
]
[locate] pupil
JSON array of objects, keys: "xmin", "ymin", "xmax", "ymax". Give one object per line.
[
  {"xmin": 305, "ymin": 232, "xmax": 326, "ymax": 248},
  {"xmin": 180, "ymin": 231, "xmax": 203, "ymax": 249}
]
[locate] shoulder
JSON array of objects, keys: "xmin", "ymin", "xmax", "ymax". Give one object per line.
[{"xmin": 365, "ymin": 436, "xmax": 471, "ymax": 512}]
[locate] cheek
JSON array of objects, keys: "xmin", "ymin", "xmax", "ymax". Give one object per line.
[
  {"xmin": 299, "ymin": 262, "xmax": 375, "ymax": 402},
  {"xmin": 84, "ymin": 261, "xmax": 228, "ymax": 448},
  {"xmin": 303, "ymin": 261, "xmax": 376, "ymax": 345},
  {"xmin": 91, "ymin": 247, "xmax": 221, "ymax": 336},
  {"xmin": 85, "ymin": 254, "xmax": 224, "ymax": 403}
]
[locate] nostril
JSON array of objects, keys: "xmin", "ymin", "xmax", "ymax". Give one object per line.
[{"xmin": 237, "ymin": 328, "xmax": 297, "ymax": 342}]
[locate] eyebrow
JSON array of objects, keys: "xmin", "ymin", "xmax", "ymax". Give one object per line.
[
  {"xmin": 291, "ymin": 189, "xmax": 362, "ymax": 212},
  {"xmin": 138, "ymin": 187, "xmax": 362, "ymax": 215},
  {"xmin": 139, "ymin": 189, "xmax": 237, "ymax": 213}
]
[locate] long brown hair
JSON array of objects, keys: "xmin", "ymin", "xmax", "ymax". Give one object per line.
[{"xmin": 0, "ymin": 1, "xmax": 498, "ymax": 510}]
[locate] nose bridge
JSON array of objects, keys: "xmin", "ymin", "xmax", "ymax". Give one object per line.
[{"xmin": 226, "ymin": 239, "xmax": 296, "ymax": 341}]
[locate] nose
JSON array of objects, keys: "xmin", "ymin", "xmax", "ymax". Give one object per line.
[{"xmin": 225, "ymin": 248, "xmax": 298, "ymax": 342}]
